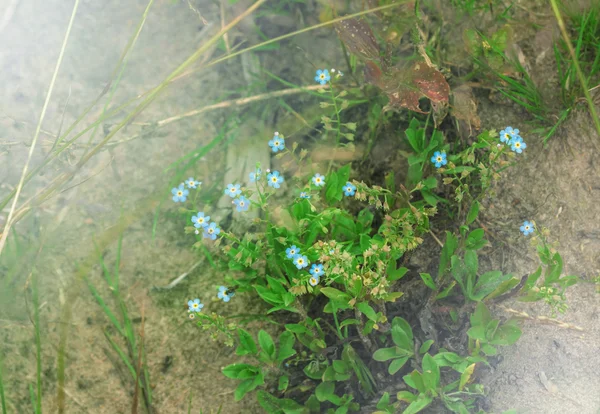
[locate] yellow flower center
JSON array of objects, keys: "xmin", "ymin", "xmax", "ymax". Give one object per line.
[
  {"xmin": 525, "ymin": 225, "xmax": 530, "ymax": 230},
  {"xmin": 297, "ymin": 259, "xmax": 304, "ymax": 265},
  {"xmin": 272, "ymin": 177, "xmax": 277, "ymax": 182},
  {"xmin": 274, "ymin": 140, "xmax": 280, "ymax": 146},
  {"xmin": 320, "ymin": 74, "xmax": 326, "ymax": 79},
  {"xmin": 198, "ymin": 218, "xmax": 204, "ymax": 223},
  {"xmin": 192, "ymin": 303, "xmax": 198, "ymax": 308},
  {"xmin": 208, "ymin": 228, "xmax": 214, "ymax": 234},
  {"xmin": 437, "ymin": 156, "xmax": 442, "ymax": 162},
  {"xmin": 505, "ymin": 133, "xmax": 510, "ymax": 140},
  {"xmin": 515, "ymin": 142, "xmax": 521, "ymax": 148},
  {"xmin": 177, "ymin": 191, "xmax": 183, "ymax": 196},
  {"xmin": 310, "ymin": 277, "xmax": 317, "ymax": 285},
  {"xmin": 239, "ymin": 201, "xmax": 245, "ymax": 207}
]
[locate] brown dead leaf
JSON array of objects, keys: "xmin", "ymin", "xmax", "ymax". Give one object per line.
[
  {"xmin": 334, "ymin": 18, "xmax": 381, "ymax": 62},
  {"xmin": 378, "ymin": 62, "xmax": 450, "ymax": 113}
]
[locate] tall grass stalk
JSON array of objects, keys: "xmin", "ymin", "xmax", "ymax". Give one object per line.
[
  {"xmin": 0, "ymin": 0, "xmax": 80, "ymax": 255},
  {"xmin": 0, "ymin": 351, "xmax": 7, "ymax": 414},
  {"xmin": 550, "ymin": 0, "xmax": 600, "ymax": 144},
  {"xmin": 32, "ymin": 270, "xmax": 42, "ymax": 414}
]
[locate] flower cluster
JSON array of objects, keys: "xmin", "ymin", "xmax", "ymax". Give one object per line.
[
  {"xmin": 284, "ymin": 245, "xmax": 326, "ymax": 287},
  {"xmin": 499, "ymin": 126, "xmax": 527, "ymax": 153},
  {"xmin": 171, "ymin": 177, "xmax": 202, "ymax": 203},
  {"xmin": 191, "ymin": 211, "xmax": 221, "ymax": 240}
]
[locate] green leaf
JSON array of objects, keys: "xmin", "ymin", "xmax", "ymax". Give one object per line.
[
  {"xmin": 356, "ymin": 302, "xmax": 378, "ymax": 322},
  {"xmin": 254, "ymin": 285, "xmax": 283, "ymax": 305},
  {"xmin": 466, "ymin": 201, "xmax": 480, "ymax": 225},
  {"xmin": 258, "ymin": 330, "xmax": 276, "ymax": 361},
  {"xmin": 340, "ymin": 318, "xmax": 360, "ymax": 328},
  {"xmin": 459, "ymin": 363, "xmax": 475, "ymax": 391},
  {"xmin": 490, "ymin": 322, "xmax": 522, "ymax": 346},
  {"xmin": 325, "ymin": 171, "xmax": 340, "ymax": 204},
  {"xmin": 391, "ymin": 317, "xmax": 414, "ymax": 348},
  {"xmin": 422, "ymin": 354, "xmax": 440, "ymax": 390},
  {"xmin": 419, "ymin": 340, "xmax": 434, "ymax": 354},
  {"xmin": 285, "ymin": 324, "xmax": 307, "ymax": 334},
  {"xmin": 234, "ymin": 371, "xmax": 264, "ymax": 401},
  {"xmin": 409, "ymin": 370, "xmax": 427, "ymax": 394},
  {"xmin": 419, "ymin": 273, "xmax": 437, "ymax": 290},
  {"xmin": 376, "ymin": 392, "xmax": 390, "ymax": 410},
  {"xmin": 236, "ymin": 328, "xmax": 258, "ymax": 356},
  {"xmin": 439, "ymin": 232, "xmax": 458, "ymax": 279},
  {"xmin": 278, "ymin": 375, "xmax": 289, "ymax": 392},
  {"xmin": 544, "ymin": 253, "xmax": 563, "ymax": 284},
  {"xmin": 422, "ymin": 176, "xmax": 437, "ymax": 190},
  {"xmin": 435, "ymin": 281, "xmax": 456, "ymax": 300},
  {"xmin": 396, "ymin": 390, "xmax": 417, "ymax": 403},
  {"xmin": 388, "ymin": 262, "xmax": 408, "ymax": 282},
  {"xmin": 388, "ymin": 356, "xmax": 409, "ymax": 375},
  {"xmin": 481, "ymin": 275, "xmax": 520, "ymax": 301},
  {"xmin": 277, "ymin": 331, "xmax": 296, "ymax": 363},
  {"xmin": 522, "ymin": 266, "xmax": 542, "ymax": 292},
  {"xmin": 405, "ymin": 127, "xmax": 423, "ymax": 152},
  {"xmin": 373, "ymin": 347, "xmax": 404, "ymax": 362},
  {"xmin": 222, "ymin": 363, "xmax": 257, "ymax": 379},
  {"xmin": 470, "ymin": 302, "xmax": 492, "ymax": 328},
  {"xmin": 315, "ymin": 381, "xmax": 335, "ymax": 402},
  {"xmin": 256, "ymin": 390, "xmax": 307, "ymax": 414},
  {"xmin": 403, "ymin": 395, "xmax": 433, "ymax": 414},
  {"xmin": 321, "ymin": 287, "xmax": 351, "ymax": 302},
  {"xmin": 382, "ymin": 291, "xmax": 404, "ymax": 302}
]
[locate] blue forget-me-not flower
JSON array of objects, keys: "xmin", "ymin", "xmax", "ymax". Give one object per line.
[
  {"xmin": 234, "ymin": 196, "xmax": 250, "ymax": 212},
  {"xmin": 510, "ymin": 136, "xmax": 527, "ymax": 153},
  {"xmin": 431, "ymin": 151, "xmax": 448, "ymax": 168},
  {"xmin": 172, "ymin": 184, "xmax": 189, "ymax": 203},
  {"xmin": 249, "ymin": 168, "xmax": 262, "ymax": 183},
  {"xmin": 293, "ymin": 254, "xmax": 309, "ymax": 269},
  {"xmin": 188, "ymin": 298, "xmax": 204, "ymax": 312},
  {"xmin": 192, "ymin": 212, "xmax": 210, "ymax": 228},
  {"xmin": 310, "ymin": 263, "xmax": 324, "ymax": 278},
  {"xmin": 500, "ymin": 127, "xmax": 519, "ymax": 143},
  {"xmin": 520, "ymin": 221, "xmax": 534, "ymax": 236},
  {"xmin": 217, "ymin": 286, "xmax": 234, "ymax": 302},
  {"xmin": 343, "ymin": 182, "xmax": 356, "ymax": 197},
  {"xmin": 315, "ymin": 69, "xmax": 330, "ymax": 85},
  {"xmin": 268, "ymin": 132, "xmax": 285, "ymax": 153},
  {"xmin": 268, "ymin": 171, "xmax": 284, "ymax": 189},
  {"xmin": 286, "ymin": 245, "xmax": 300, "ymax": 259},
  {"xmin": 309, "ymin": 276, "xmax": 320, "ymax": 287},
  {"xmin": 312, "ymin": 173, "xmax": 325, "ymax": 187},
  {"xmin": 225, "ymin": 183, "xmax": 242, "ymax": 198},
  {"xmin": 204, "ymin": 222, "xmax": 221, "ymax": 240},
  {"xmin": 299, "ymin": 192, "xmax": 311, "ymax": 199},
  {"xmin": 186, "ymin": 177, "xmax": 200, "ymax": 189}
]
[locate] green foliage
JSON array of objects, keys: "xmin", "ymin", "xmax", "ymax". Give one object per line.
[{"xmin": 468, "ymin": 302, "xmax": 522, "ymax": 356}]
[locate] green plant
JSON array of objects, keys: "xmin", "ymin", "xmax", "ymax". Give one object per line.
[
  {"xmin": 86, "ymin": 233, "xmax": 153, "ymax": 412},
  {"xmin": 467, "ymin": 302, "xmax": 522, "ymax": 357}
]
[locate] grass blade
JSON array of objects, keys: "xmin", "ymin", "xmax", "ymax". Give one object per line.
[{"xmin": 0, "ymin": 352, "xmax": 7, "ymax": 414}]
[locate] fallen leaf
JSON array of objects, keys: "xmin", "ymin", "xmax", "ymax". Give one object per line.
[
  {"xmin": 378, "ymin": 62, "xmax": 450, "ymax": 113},
  {"xmin": 335, "ymin": 18, "xmax": 381, "ymax": 63}
]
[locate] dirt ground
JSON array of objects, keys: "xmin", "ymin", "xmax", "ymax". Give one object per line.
[{"xmin": 1, "ymin": 0, "xmax": 599, "ymax": 413}]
